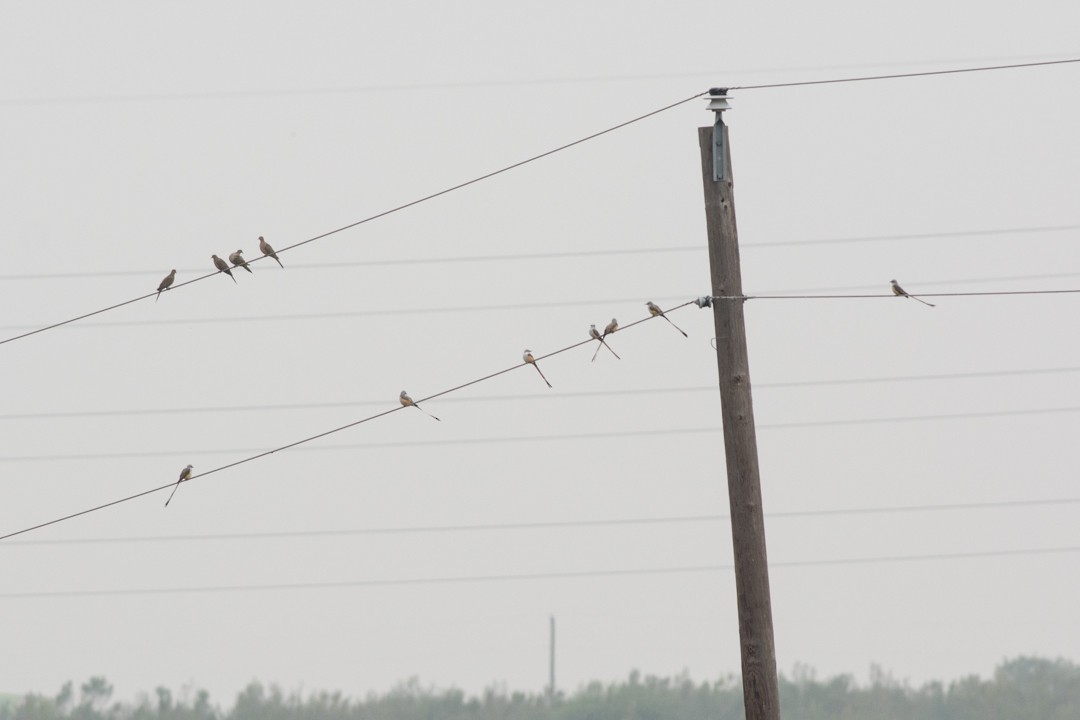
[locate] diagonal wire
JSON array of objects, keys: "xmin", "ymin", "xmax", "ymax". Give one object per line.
[
  {"xmin": 0, "ymin": 302, "xmax": 696, "ymax": 542},
  {"xmin": 0, "ymin": 91, "xmax": 708, "ymax": 348}
]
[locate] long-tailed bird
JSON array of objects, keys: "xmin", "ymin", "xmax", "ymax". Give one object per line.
[
  {"xmin": 590, "ymin": 318, "xmax": 620, "ymax": 361},
  {"xmin": 646, "ymin": 301, "xmax": 688, "ymax": 337},
  {"xmin": 523, "ymin": 349, "xmax": 552, "ymax": 388},
  {"xmin": 229, "ymin": 249, "xmax": 253, "ymax": 273},
  {"xmin": 589, "ymin": 323, "xmax": 620, "ymax": 361},
  {"xmin": 212, "ymin": 255, "xmax": 236, "ymax": 283},
  {"xmin": 165, "ymin": 464, "xmax": 193, "ymax": 507},
  {"xmin": 156, "ymin": 269, "xmax": 176, "ymax": 302},
  {"xmin": 259, "ymin": 236, "xmax": 284, "ymax": 268},
  {"xmin": 400, "ymin": 390, "xmax": 440, "ymax": 421},
  {"xmin": 891, "ymin": 279, "xmax": 935, "ymax": 307}
]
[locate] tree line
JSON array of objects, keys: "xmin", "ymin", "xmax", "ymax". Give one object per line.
[{"xmin": 3, "ymin": 656, "xmax": 1079, "ymax": 720}]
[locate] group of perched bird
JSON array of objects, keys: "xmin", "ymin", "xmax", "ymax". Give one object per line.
[
  {"xmin": 165, "ymin": 296, "xmax": 690, "ymax": 506},
  {"xmin": 155, "ymin": 236, "xmax": 284, "ymax": 301}
]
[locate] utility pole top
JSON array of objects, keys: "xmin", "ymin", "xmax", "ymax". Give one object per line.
[
  {"xmin": 706, "ymin": 89, "xmax": 732, "ymax": 181},
  {"xmin": 706, "ymin": 87, "xmax": 732, "ymax": 114}
]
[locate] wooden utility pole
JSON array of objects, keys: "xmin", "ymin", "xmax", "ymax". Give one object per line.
[{"xmin": 698, "ymin": 90, "xmax": 781, "ymax": 720}]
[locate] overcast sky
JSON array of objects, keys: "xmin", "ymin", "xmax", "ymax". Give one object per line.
[{"xmin": 2, "ymin": 0, "xmax": 1080, "ymax": 706}]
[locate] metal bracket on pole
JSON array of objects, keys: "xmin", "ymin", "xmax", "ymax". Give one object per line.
[{"xmin": 707, "ymin": 88, "xmax": 732, "ymax": 181}]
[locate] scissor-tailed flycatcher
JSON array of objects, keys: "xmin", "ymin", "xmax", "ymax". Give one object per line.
[
  {"xmin": 229, "ymin": 249, "xmax": 253, "ymax": 273},
  {"xmin": 891, "ymin": 279, "xmax": 935, "ymax": 307},
  {"xmin": 165, "ymin": 464, "xmax": 193, "ymax": 507},
  {"xmin": 592, "ymin": 318, "xmax": 619, "ymax": 361},
  {"xmin": 589, "ymin": 323, "xmax": 621, "ymax": 361},
  {"xmin": 400, "ymin": 390, "xmax": 440, "ymax": 421},
  {"xmin": 259, "ymin": 236, "xmax": 284, "ymax": 268},
  {"xmin": 212, "ymin": 255, "xmax": 237, "ymax": 283},
  {"xmin": 156, "ymin": 269, "xmax": 176, "ymax": 302},
  {"xmin": 523, "ymin": 349, "xmax": 552, "ymax": 388},
  {"xmin": 646, "ymin": 301, "xmax": 688, "ymax": 337}
]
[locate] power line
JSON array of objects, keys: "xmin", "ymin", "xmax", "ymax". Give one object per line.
[
  {"xmin": 0, "ymin": 427, "xmax": 719, "ymax": 463},
  {"xmin": 0, "ymin": 247, "xmax": 703, "ymax": 281},
  {"xmin": 8, "ymin": 270, "xmax": 1080, "ymax": 333},
  {"xmin": 5, "ymin": 221, "xmax": 1077, "ymax": 282},
  {"xmin": 3, "ymin": 51, "xmax": 1074, "ymax": 107},
  {"xmin": 759, "ymin": 271, "xmax": 1080, "ymax": 296},
  {"xmin": 7, "ymin": 405, "xmax": 1080, "ymax": 465},
  {"xmin": 732, "ymin": 57, "xmax": 1080, "ymax": 91},
  {"xmin": 0, "ymin": 294, "xmax": 691, "ymax": 332},
  {"xmin": 719, "ymin": 288, "xmax": 1080, "ymax": 301},
  {"xmin": 9, "ymin": 496, "xmax": 1079, "ymax": 547},
  {"xmin": 0, "ymin": 91, "xmax": 707, "ymax": 348},
  {"xmin": 0, "ymin": 304, "xmax": 696, "ymax": 541},
  {"xmin": 5, "ymin": 545, "xmax": 1080, "ymax": 598},
  {"xmin": 748, "ymin": 222, "xmax": 1080, "ymax": 249},
  {"xmin": 6, "ymin": 364, "xmax": 1080, "ymax": 422},
  {"xmin": 763, "ymin": 405, "xmax": 1080, "ymax": 429}
]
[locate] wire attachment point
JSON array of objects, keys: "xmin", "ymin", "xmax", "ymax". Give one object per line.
[{"xmin": 694, "ymin": 296, "xmax": 713, "ymax": 309}]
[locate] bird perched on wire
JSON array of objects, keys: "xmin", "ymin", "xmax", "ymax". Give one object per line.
[
  {"xmin": 891, "ymin": 279, "xmax": 935, "ymax": 307},
  {"xmin": 165, "ymin": 464, "xmax": 193, "ymax": 507},
  {"xmin": 212, "ymin": 255, "xmax": 237, "ymax": 283},
  {"xmin": 156, "ymin": 269, "xmax": 176, "ymax": 302},
  {"xmin": 259, "ymin": 236, "xmax": 284, "ymax": 269},
  {"xmin": 400, "ymin": 390, "xmax": 440, "ymax": 421},
  {"xmin": 229, "ymin": 249, "xmax": 253, "ymax": 274},
  {"xmin": 646, "ymin": 301, "xmax": 688, "ymax": 337},
  {"xmin": 523, "ymin": 349, "xmax": 552, "ymax": 388},
  {"xmin": 589, "ymin": 323, "xmax": 621, "ymax": 361}
]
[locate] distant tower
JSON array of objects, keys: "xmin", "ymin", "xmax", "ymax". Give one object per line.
[{"xmin": 548, "ymin": 615, "xmax": 556, "ymax": 702}]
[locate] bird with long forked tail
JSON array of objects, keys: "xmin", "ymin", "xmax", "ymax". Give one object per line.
[
  {"xmin": 523, "ymin": 349, "xmax": 552, "ymax": 388},
  {"xmin": 891, "ymin": 279, "xmax": 935, "ymax": 307},
  {"xmin": 646, "ymin": 301, "xmax": 688, "ymax": 337},
  {"xmin": 400, "ymin": 390, "xmax": 440, "ymax": 421}
]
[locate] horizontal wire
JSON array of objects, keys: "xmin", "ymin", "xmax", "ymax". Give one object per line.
[
  {"xmin": 0, "ymin": 294, "xmax": 691, "ymax": 332},
  {"xmin": 732, "ymin": 57, "xmax": 1080, "ymax": 90},
  {"xmin": 5, "ymin": 221, "xmax": 1078, "ymax": 282},
  {"xmin": 5, "ymin": 545, "xmax": 1080, "ymax": 598},
  {"xmin": 0, "ymin": 91, "xmax": 707, "ymax": 348},
  {"xmin": 746, "ymin": 222, "xmax": 1080, "ymax": 249},
  {"xmin": 2, "ymin": 50, "xmax": 1071, "ymax": 106},
  {"xmin": 8, "ymin": 496, "xmax": 1079, "ymax": 547},
  {"xmin": 720, "ymin": 288, "xmax": 1080, "ymax": 301},
  {"xmin": 760, "ymin": 271, "xmax": 1080, "ymax": 296},
  {"xmin": 7, "ymin": 405, "xmax": 1080, "ymax": 465},
  {"xmin": 8, "ymin": 364, "xmax": 1080, "ymax": 421},
  {"xmin": 7, "ymin": 268, "xmax": 1080, "ymax": 332},
  {"xmin": 5, "ymin": 50, "xmax": 1076, "ymax": 107},
  {"xmin": 0, "ymin": 304, "xmax": 695, "ymax": 541},
  {"xmin": 0, "ymin": 246, "xmax": 702, "ymax": 281}
]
